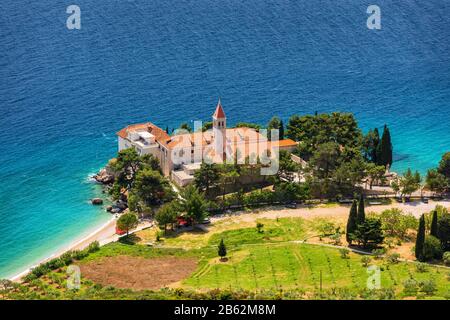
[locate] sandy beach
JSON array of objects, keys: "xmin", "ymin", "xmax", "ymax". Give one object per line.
[{"xmin": 10, "ymin": 216, "xmax": 152, "ymax": 282}]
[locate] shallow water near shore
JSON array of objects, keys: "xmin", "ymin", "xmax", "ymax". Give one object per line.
[{"xmin": 0, "ymin": 1, "xmax": 449, "ymax": 278}]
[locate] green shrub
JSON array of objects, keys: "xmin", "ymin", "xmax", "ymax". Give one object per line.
[
  {"xmin": 402, "ymin": 279, "xmax": 418, "ymax": 296},
  {"xmin": 423, "ymin": 236, "xmax": 443, "ymax": 261},
  {"xmin": 256, "ymin": 222, "xmax": 264, "ymax": 233},
  {"xmin": 372, "ymin": 248, "xmax": 386, "ymax": 259},
  {"xmin": 443, "ymin": 251, "xmax": 450, "ymax": 265},
  {"xmin": 339, "ymin": 248, "xmax": 350, "ymax": 259},
  {"xmin": 60, "ymin": 251, "xmax": 74, "ymax": 265},
  {"xmin": 361, "ymin": 256, "xmax": 371, "ymax": 267},
  {"xmin": 415, "ymin": 263, "xmax": 428, "ymax": 273},
  {"xmin": 386, "ymin": 253, "xmax": 400, "ymax": 264},
  {"xmin": 418, "ymin": 279, "xmax": 437, "ymax": 296},
  {"xmin": 87, "ymin": 241, "xmax": 100, "ymax": 253}
]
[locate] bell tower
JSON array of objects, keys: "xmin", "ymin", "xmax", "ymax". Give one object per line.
[{"xmin": 212, "ymin": 98, "xmax": 227, "ymax": 159}]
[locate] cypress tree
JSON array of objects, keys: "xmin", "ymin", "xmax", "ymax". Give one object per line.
[
  {"xmin": 415, "ymin": 214, "xmax": 426, "ymax": 261},
  {"xmin": 430, "ymin": 210, "xmax": 439, "ymax": 237},
  {"xmin": 279, "ymin": 119, "xmax": 285, "ymax": 140},
  {"xmin": 218, "ymin": 239, "xmax": 227, "ymax": 260},
  {"xmin": 357, "ymin": 194, "xmax": 365, "ymax": 225},
  {"xmin": 165, "ymin": 126, "xmax": 169, "ymax": 134},
  {"xmin": 373, "ymin": 128, "xmax": 380, "ymax": 164},
  {"xmin": 378, "ymin": 125, "xmax": 393, "ymax": 168},
  {"xmin": 346, "ymin": 200, "xmax": 358, "ymax": 244}
]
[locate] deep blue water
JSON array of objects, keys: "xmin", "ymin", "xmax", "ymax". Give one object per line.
[{"xmin": 0, "ymin": 1, "xmax": 449, "ymax": 278}]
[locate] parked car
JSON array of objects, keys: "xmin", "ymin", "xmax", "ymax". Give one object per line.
[
  {"xmin": 285, "ymin": 202, "xmax": 297, "ymax": 209},
  {"xmin": 115, "ymin": 227, "xmax": 126, "ymax": 235}
]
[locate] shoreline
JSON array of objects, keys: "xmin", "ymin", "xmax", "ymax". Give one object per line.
[{"xmin": 9, "ymin": 216, "xmax": 118, "ymax": 282}]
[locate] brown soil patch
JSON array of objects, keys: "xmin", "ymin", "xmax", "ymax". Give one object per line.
[
  {"xmin": 391, "ymin": 242, "xmax": 415, "ymax": 261},
  {"xmin": 80, "ymin": 256, "xmax": 197, "ymax": 290}
]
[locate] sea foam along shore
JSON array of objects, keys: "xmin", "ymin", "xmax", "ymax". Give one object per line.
[{"xmin": 9, "ymin": 217, "xmax": 118, "ymax": 282}]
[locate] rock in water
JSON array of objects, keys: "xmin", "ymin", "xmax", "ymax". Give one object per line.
[
  {"xmin": 93, "ymin": 168, "xmax": 114, "ymax": 184},
  {"xmin": 91, "ymin": 198, "xmax": 103, "ymax": 205}
]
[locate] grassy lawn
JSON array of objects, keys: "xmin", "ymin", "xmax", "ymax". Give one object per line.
[
  {"xmin": 136, "ymin": 217, "xmax": 323, "ymax": 249},
  {"xmin": 182, "ymin": 242, "xmax": 449, "ymax": 298},
  {"xmin": 3, "ymin": 216, "xmax": 448, "ymax": 300}
]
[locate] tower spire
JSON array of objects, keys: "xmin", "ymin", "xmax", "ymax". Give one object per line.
[{"xmin": 213, "ymin": 98, "xmax": 226, "ymax": 119}]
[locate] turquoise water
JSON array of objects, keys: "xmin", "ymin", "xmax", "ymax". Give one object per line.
[{"xmin": 0, "ymin": 1, "xmax": 449, "ymax": 278}]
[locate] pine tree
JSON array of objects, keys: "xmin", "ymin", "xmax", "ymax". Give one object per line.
[
  {"xmin": 357, "ymin": 194, "xmax": 365, "ymax": 225},
  {"xmin": 430, "ymin": 210, "xmax": 439, "ymax": 237},
  {"xmin": 218, "ymin": 239, "xmax": 227, "ymax": 260},
  {"xmin": 346, "ymin": 200, "xmax": 358, "ymax": 244},
  {"xmin": 378, "ymin": 125, "xmax": 393, "ymax": 168},
  {"xmin": 415, "ymin": 214, "xmax": 426, "ymax": 261},
  {"xmin": 165, "ymin": 126, "xmax": 169, "ymax": 134}
]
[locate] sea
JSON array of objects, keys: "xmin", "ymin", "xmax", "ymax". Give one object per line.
[{"xmin": 0, "ymin": 0, "xmax": 449, "ymax": 278}]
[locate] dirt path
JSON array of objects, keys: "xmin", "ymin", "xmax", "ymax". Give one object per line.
[{"xmin": 211, "ymin": 200, "xmax": 450, "ymax": 225}]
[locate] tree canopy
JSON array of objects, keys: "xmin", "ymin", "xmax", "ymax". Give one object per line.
[
  {"xmin": 267, "ymin": 116, "xmax": 284, "ymax": 140},
  {"xmin": 286, "ymin": 112, "xmax": 362, "ymax": 161},
  {"xmin": 116, "ymin": 213, "xmax": 138, "ymax": 236},
  {"xmin": 133, "ymin": 168, "xmax": 175, "ymax": 208}
]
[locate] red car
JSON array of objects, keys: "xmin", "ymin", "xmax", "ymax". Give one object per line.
[{"xmin": 115, "ymin": 227, "xmax": 126, "ymax": 235}]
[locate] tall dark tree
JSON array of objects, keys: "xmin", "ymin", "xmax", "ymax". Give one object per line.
[
  {"xmin": 373, "ymin": 128, "xmax": 380, "ymax": 163},
  {"xmin": 267, "ymin": 116, "xmax": 283, "ymax": 141},
  {"xmin": 357, "ymin": 194, "xmax": 366, "ymax": 225},
  {"xmin": 279, "ymin": 119, "xmax": 285, "ymax": 140},
  {"xmin": 415, "ymin": 214, "xmax": 426, "ymax": 261},
  {"xmin": 430, "ymin": 210, "xmax": 439, "ymax": 237},
  {"xmin": 437, "ymin": 213, "xmax": 450, "ymax": 251},
  {"xmin": 218, "ymin": 239, "xmax": 227, "ymax": 260},
  {"xmin": 346, "ymin": 200, "xmax": 358, "ymax": 244},
  {"xmin": 377, "ymin": 125, "xmax": 393, "ymax": 168}
]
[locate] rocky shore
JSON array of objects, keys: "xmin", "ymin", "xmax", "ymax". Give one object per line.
[{"xmin": 92, "ymin": 165, "xmax": 128, "ymax": 214}]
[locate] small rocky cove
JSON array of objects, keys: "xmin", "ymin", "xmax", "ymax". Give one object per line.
[{"xmin": 91, "ymin": 165, "xmax": 128, "ymax": 214}]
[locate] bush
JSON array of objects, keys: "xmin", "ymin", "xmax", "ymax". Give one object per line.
[
  {"xmin": 256, "ymin": 222, "xmax": 264, "ymax": 233},
  {"xmin": 339, "ymin": 248, "xmax": 350, "ymax": 259},
  {"xmin": 372, "ymin": 248, "xmax": 386, "ymax": 259},
  {"xmin": 243, "ymin": 190, "xmax": 275, "ymax": 207},
  {"xmin": 402, "ymin": 279, "xmax": 418, "ymax": 296},
  {"xmin": 361, "ymin": 256, "xmax": 371, "ymax": 267},
  {"xmin": 87, "ymin": 241, "xmax": 100, "ymax": 253},
  {"xmin": 415, "ymin": 263, "xmax": 428, "ymax": 273},
  {"xmin": 423, "ymin": 236, "xmax": 443, "ymax": 261},
  {"xmin": 386, "ymin": 253, "xmax": 400, "ymax": 264},
  {"xmin": 443, "ymin": 251, "xmax": 450, "ymax": 265},
  {"xmin": 418, "ymin": 280, "xmax": 437, "ymax": 296},
  {"xmin": 60, "ymin": 251, "xmax": 74, "ymax": 265}
]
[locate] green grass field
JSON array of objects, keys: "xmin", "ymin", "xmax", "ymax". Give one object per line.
[
  {"xmin": 183, "ymin": 242, "xmax": 449, "ymax": 298},
  {"xmin": 2, "ymin": 217, "xmax": 449, "ymax": 300}
]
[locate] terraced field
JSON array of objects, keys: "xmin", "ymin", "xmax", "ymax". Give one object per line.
[{"xmin": 183, "ymin": 242, "xmax": 449, "ymax": 297}]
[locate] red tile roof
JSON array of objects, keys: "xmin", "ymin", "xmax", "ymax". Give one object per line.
[
  {"xmin": 116, "ymin": 122, "xmax": 171, "ymax": 147},
  {"xmin": 213, "ymin": 100, "xmax": 226, "ymax": 118}
]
